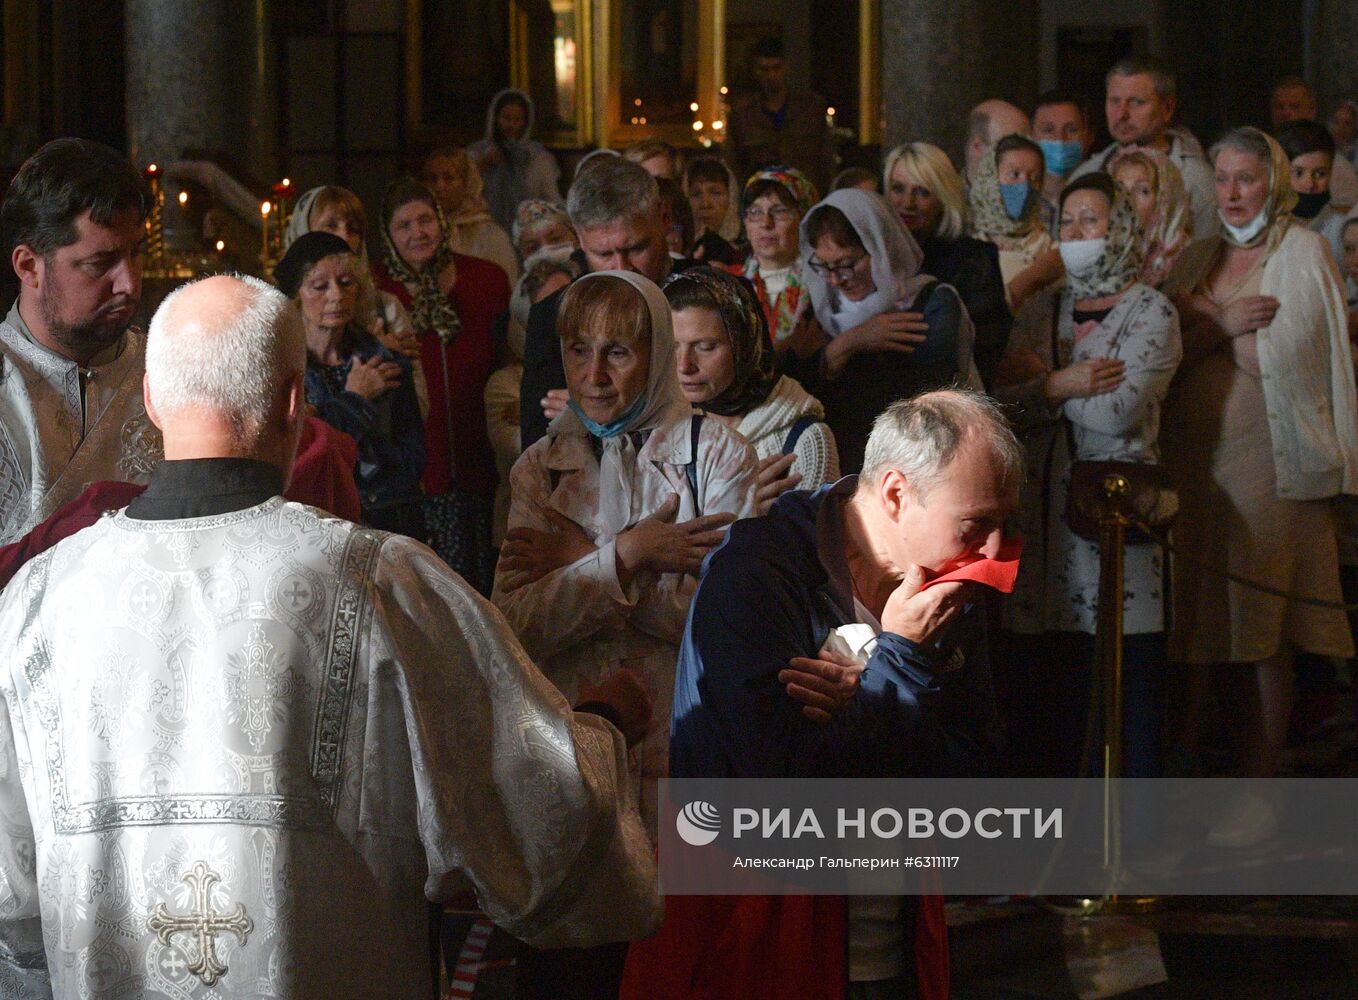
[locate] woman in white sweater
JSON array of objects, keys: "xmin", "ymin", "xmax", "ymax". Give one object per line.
[{"xmin": 664, "ymin": 266, "xmax": 839, "ymax": 513}]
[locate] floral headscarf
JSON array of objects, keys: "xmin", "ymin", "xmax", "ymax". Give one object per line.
[
  {"xmin": 511, "ymin": 198, "xmax": 574, "ymax": 249},
  {"xmin": 1059, "ymin": 173, "xmax": 1146, "ymax": 300},
  {"xmin": 741, "ymin": 165, "xmax": 819, "ymax": 344},
  {"xmin": 968, "ymin": 137, "xmax": 1043, "ymax": 245},
  {"xmin": 743, "ymin": 165, "xmax": 819, "ymax": 217},
  {"xmin": 1108, "ymin": 149, "xmax": 1192, "ymax": 289},
  {"xmin": 380, "ymin": 180, "xmax": 462, "ymax": 345},
  {"xmin": 663, "ymin": 266, "xmax": 777, "ymax": 417}
]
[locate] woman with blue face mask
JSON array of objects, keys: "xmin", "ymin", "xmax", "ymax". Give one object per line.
[
  {"xmin": 969, "ymin": 134, "xmax": 1063, "ymax": 312},
  {"xmin": 492, "ymin": 271, "xmax": 758, "ymax": 838},
  {"xmin": 1160, "ymin": 127, "xmax": 1358, "ymax": 809},
  {"xmin": 991, "ymin": 172, "xmax": 1182, "ymax": 779}
]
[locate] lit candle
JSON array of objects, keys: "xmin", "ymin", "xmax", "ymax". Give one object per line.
[
  {"xmin": 177, "ymin": 190, "xmax": 188, "ymax": 207},
  {"xmin": 215, "ymin": 240, "xmax": 225, "ymax": 253},
  {"xmin": 827, "ymin": 106, "xmax": 837, "ymax": 129},
  {"xmin": 261, "ymin": 201, "xmax": 272, "ymax": 260}
]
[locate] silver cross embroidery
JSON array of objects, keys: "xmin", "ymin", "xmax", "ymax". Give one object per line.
[{"xmin": 147, "ymin": 862, "xmax": 253, "ymax": 987}]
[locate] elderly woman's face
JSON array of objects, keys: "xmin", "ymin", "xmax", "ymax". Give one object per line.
[
  {"xmin": 672, "ymin": 306, "xmax": 736, "ymax": 404},
  {"xmin": 887, "ymin": 161, "xmax": 943, "ymax": 237},
  {"xmin": 389, "ymin": 200, "xmax": 441, "ymax": 271},
  {"xmin": 1059, "ymin": 189, "xmax": 1112, "ymax": 242},
  {"xmin": 1214, "ymin": 148, "xmax": 1270, "ymax": 227},
  {"xmin": 1112, "ymin": 162, "xmax": 1156, "ymax": 227},
  {"xmin": 298, "ymin": 254, "xmax": 358, "ymax": 336},
  {"xmin": 811, "ymin": 233, "xmax": 876, "ymax": 302},
  {"xmin": 519, "ymin": 218, "xmax": 577, "ymax": 258},
  {"xmin": 562, "ymin": 320, "xmax": 651, "ymax": 424}
]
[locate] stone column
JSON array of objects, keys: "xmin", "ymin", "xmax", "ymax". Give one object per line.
[
  {"xmin": 125, "ymin": 0, "xmax": 277, "ymax": 177},
  {"xmin": 880, "ymin": 0, "xmax": 1042, "ymax": 165},
  {"xmin": 1312, "ymin": 0, "xmax": 1358, "ymax": 117}
]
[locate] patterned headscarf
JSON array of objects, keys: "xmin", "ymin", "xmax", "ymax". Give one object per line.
[
  {"xmin": 741, "ymin": 165, "xmax": 819, "ymax": 344},
  {"xmin": 380, "ymin": 180, "xmax": 462, "ymax": 344},
  {"xmin": 1213, "ymin": 126, "xmax": 1297, "ymax": 251},
  {"xmin": 1108, "ymin": 149, "xmax": 1192, "ymax": 289},
  {"xmin": 1059, "ymin": 173, "xmax": 1146, "ymax": 300},
  {"xmin": 968, "ymin": 137, "xmax": 1043, "ymax": 245},
  {"xmin": 663, "ymin": 266, "xmax": 778, "ymax": 417},
  {"xmin": 743, "ymin": 165, "xmax": 819, "ymax": 217},
  {"xmin": 511, "ymin": 199, "xmax": 574, "ymax": 248}
]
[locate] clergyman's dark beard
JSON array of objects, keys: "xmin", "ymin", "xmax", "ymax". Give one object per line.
[{"xmin": 39, "ymin": 287, "xmax": 134, "ymax": 360}]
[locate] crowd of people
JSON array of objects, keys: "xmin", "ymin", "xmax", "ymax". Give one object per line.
[{"xmin": 2, "ymin": 44, "xmax": 1358, "ymax": 1000}]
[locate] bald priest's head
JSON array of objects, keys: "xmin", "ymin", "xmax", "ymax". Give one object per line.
[{"xmin": 142, "ymin": 274, "xmax": 308, "ymax": 482}]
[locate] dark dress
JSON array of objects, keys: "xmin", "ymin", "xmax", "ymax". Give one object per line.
[
  {"xmin": 780, "ymin": 281, "xmax": 965, "ymax": 475},
  {"xmin": 918, "ymin": 233, "xmax": 1012, "ymax": 386}
]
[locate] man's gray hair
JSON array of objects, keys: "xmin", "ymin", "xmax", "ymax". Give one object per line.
[
  {"xmin": 145, "ymin": 273, "xmax": 305, "ymax": 436},
  {"xmin": 1106, "ymin": 56, "xmax": 1176, "ymax": 102},
  {"xmin": 860, "ymin": 390, "xmax": 1024, "ymax": 499},
  {"xmin": 566, "ymin": 157, "xmax": 660, "ymax": 231}
]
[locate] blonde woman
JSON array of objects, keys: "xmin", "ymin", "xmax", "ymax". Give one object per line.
[{"xmin": 885, "ymin": 141, "xmax": 1011, "ymax": 382}]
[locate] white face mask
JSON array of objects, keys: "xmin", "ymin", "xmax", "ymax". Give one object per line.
[
  {"xmin": 1059, "ymin": 237, "xmax": 1106, "ymax": 277},
  {"xmin": 1220, "ymin": 208, "xmax": 1269, "ymax": 247}
]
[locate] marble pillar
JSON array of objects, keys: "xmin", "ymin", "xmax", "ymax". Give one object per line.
[
  {"xmin": 125, "ymin": 0, "xmax": 277, "ymax": 178},
  {"xmin": 880, "ymin": 0, "xmax": 1042, "ymax": 165}
]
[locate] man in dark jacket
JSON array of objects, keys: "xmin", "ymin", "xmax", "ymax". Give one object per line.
[{"xmin": 654, "ymin": 390, "xmax": 1022, "ymax": 999}]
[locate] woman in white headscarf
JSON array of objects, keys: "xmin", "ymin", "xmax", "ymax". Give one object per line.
[
  {"xmin": 1161, "ymin": 126, "xmax": 1358, "ymax": 796},
  {"xmin": 492, "ymin": 271, "xmax": 758, "ymax": 830},
  {"xmin": 784, "ymin": 187, "xmax": 976, "ymax": 473},
  {"xmin": 993, "ymin": 172, "xmax": 1181, "ymax": 778},
  {"xmin": 468, "ymin": 88, "xmax": 562, "ymax": 232}
]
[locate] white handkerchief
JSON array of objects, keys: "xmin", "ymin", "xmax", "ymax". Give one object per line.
[{"xmin": 821, "ymin": 623, "xmax": 879, "ymax": 666}]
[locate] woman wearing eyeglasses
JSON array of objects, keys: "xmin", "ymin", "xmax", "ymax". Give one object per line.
[
  {"xmin": 785, "ymin": 187, "xmax": 976, "ymax": 473},
  {"xmin": 732, "ymin": 165, "xmax": 819, "ymax": 348}
]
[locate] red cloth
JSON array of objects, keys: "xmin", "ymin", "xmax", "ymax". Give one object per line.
[
  {"xmin": 0, "ymin": 417, "xmax": 362, "ymax": 590},
  {"xmin": 921, "ymin": 536, "xmax": 1024, "ymax": 594},
  {"xmin": 620, "ymin": 894, "xmax": 948, "ymax": 1000},
  {"xmin": 373, "ymin": 254, "xmax": 509, "ymax": 498}
]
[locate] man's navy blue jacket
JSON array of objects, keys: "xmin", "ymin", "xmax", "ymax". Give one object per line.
[{"xmin": 669, "ymin": 478, "xmax": 1003, "ymax": 779}]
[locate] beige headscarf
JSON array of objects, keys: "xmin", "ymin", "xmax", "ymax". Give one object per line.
[
  {"xmin": 1215, "ymin": 126, "xmax": 1297, "ymax": 251},
  {"xmin": 969, "ymin": 137, "xmax": 1043, "ymax": 246},
  {"xmin": 1059, "ymin": 173, "xmax": 1146, "ymax": 300},
  {"xmin": 1108, "ymin": 149, "xmax": 1192, "ymax": 288},
  {"xmin": 547, "ymin": 270, "xmax": 691, "ymax": 530}
]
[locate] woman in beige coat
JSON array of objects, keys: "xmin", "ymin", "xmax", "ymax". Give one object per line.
[{"xmin": 492, "ymin": 271, "xmax": 758, "ymax": 831}]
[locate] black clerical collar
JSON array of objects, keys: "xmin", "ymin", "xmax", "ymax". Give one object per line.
[{"xmin": 125, "ymin": 458, "xmax": 285, "ymax": 520}]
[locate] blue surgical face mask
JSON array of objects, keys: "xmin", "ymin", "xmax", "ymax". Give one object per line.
[
  {"xmin": 1038, "ymin": 139, "xmax": 1083, "ymax": 177},
  {"xmin": 567, "ymin": 392, "xmax": 648, "ymax": 439},
  {"xmin": 999, "ymin": 182, "xmax": 1035, "ymax": 221}
]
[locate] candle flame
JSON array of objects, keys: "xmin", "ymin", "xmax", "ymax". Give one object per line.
[
  {"xmin": 690, "ymin": 102, "xmax": 699, "ymax": 112},
  {"xmin": 712, "ymin": 120, "xmax": 724, "ymax": 131},
  {"xmin": 692, "ymin": 121, "xmax": 703, "ymax": 131},
  {"xmin": 215, "ymin": 240, "xmax": 225, "ymax": 252},
  {"xmin": 261, "ymin": 201, "xmax": 272, "ymax": 216},
  {"xmin": 177, "ymin": 191, "xmax": 188, "ymax": 205}
]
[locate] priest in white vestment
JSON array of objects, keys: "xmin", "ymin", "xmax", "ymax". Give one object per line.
[
  {"xmin": 0, "ymin": 274, "xmax": 660, "ymax": 999},
  {"xmin": 0, "ymin": 138, "xmax": 163, "ymax": 544}
]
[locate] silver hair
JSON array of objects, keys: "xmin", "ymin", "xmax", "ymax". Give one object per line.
[
  {"xmin": 566, "ymin": 156, "xmax": 660, "ymax": 231},
  {"xmin": 145, "ymin": 274, "xmax": 305, "ymax": 438},
  {"xmin": 1106, "ymin": 56, "xmax": 1176, "ymax": 102},
  {"xmin": 860, "ymin": 390, "xmax": 1024, "ymax": 499},
  {"xmin": 1209, "ymin": 126, "xmax": 1273, "ymax": 167}
]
